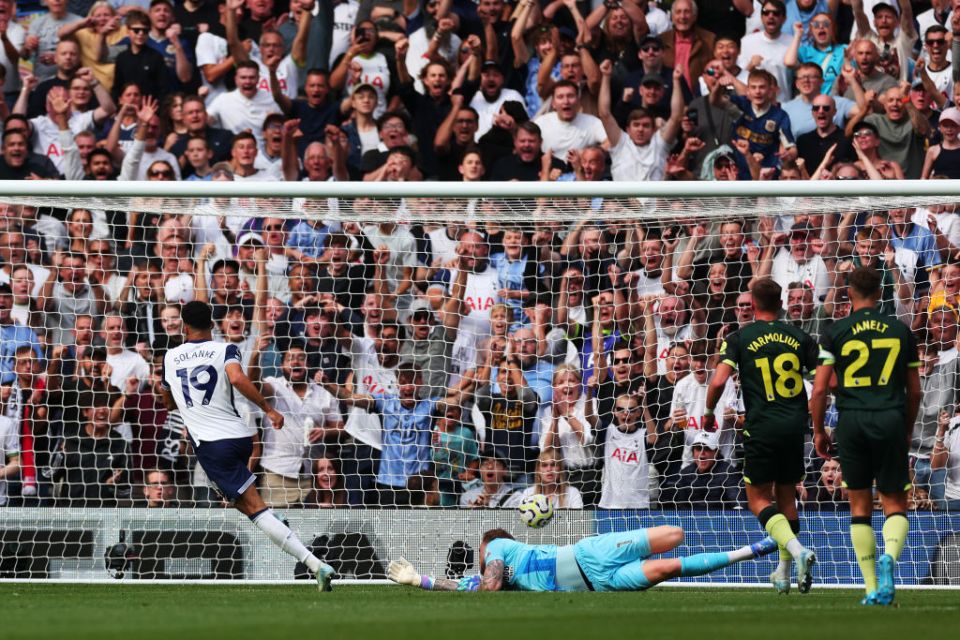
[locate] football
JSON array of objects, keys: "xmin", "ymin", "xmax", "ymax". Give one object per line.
[{"xmin": 517, "ymin": 494, "xmax": 554, "ymax": 528}]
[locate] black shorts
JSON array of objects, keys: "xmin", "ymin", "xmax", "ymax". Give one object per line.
[
  {"xmin": 189, "ymin": 433, "xmax": 256, "ymax": 502},
  {"xmin": 742, "ymin": 429, "xmax": 806, "ymax": 486},
  {"xmin": 836, "ymin": 408, "xmax": 911, "ymax": 494}
]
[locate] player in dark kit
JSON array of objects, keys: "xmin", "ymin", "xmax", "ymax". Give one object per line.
[
  {"xmin": 810, "ymin": 267, "xmax": 921, "ymax": 606},
  {"xmin": 704, "ymin": 278, "xmax": 818, "ymax": 595}
]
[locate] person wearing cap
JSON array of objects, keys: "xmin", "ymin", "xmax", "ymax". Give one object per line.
[
  {"xmin": 469, "ymin": 60, "xmax": 526, "ymax": 139},
  {"xmin": 922, "ymin": 107, "xmax": 960, "ymax": 179},
  {"xmin": 738, "ymin": 1, "xmax": 793, "ymax": 104},
  {"xmin": 658, "ymin": 430, "xmax": 743, "ymax": 509},
  {"xmin": 331, "ymin": 19, "xmax": 392, "ymax": 119},
  {"xmin": 851, "ymin": 0, "xmax": 917, "ymax": 83},
  {"xmin": 399, "ymin": 293, "xmax": 463, "ymax": 399},
  {"xmin": 760, "ymin": 218, "xmax": 830, "ymax": 307}
]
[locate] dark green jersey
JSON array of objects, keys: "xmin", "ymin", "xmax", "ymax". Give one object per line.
[
  {"xmin": 818, "ymin": 307, "xmax": 920, "ymax": 411},
  {"xmin": 719, "ymin": 321, "xmax": 818, "ymax": 428}
]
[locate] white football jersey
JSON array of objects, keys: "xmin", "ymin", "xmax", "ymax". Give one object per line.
[{"xmin": 162, "ymin": 340, "xmax": 255, "ymax": 442}]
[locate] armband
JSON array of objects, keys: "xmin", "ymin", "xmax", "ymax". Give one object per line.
[{"xmin": 703, "ymin": 407, "xmax": 715, "ymax": 417}]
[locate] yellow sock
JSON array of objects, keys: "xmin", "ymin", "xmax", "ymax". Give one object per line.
[
  {"xmin": 764, "ymin": 513, "xmax": 798, "ymax": 552},
  {"xmin": 851, "ymin": 523, "xmax": 878, "ymax": 593},
  {"xmin": 882, "ymin": 514, "xmax": 909, "ymax": 561}
]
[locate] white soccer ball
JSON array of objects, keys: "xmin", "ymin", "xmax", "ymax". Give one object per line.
[{"xmin": 517, "ymin": 493, "xmax": 554, "ymax": 528}]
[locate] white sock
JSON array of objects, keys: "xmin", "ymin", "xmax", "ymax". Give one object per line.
[
  {"xmin": 785, "ymin": 538, "xmax": 805, "ymax": 559},
  {"xmin": 252, "ymin": 509, "xmax": 322, "ymax": 573},
  {"xmin": 727, "ymin": 544, "xmax": 758, "ymax": 563},
  {"xmin": 775, "ymin": 558, "xmax": 792, "ymax": 578}
]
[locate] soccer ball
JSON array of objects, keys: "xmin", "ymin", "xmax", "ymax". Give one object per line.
[{"xmin": 517, "ymin": 494, "xmax": 554, "ymax": 528}]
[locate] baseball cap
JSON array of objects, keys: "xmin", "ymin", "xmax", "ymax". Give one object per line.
[
  {"xmin": 0, "ymin": 283, "xmax": 11, "ymax": 295},
  {"xmin": 790, "ymin": 220, "xmax": 814, "ymax": 235},
  {"xmin": 871, "ymin": 2, "xmax": 898, "ymax": 15},
  {"xmin": 852, "ymin": 121, "xmax": 879, "ymax": 137},
  {"xmin": 940, "ymin": 107, "xmax": 960, "ymax": 126},
  {"xmin": 481, "ymin": 60, "xmax": 503, "ymax": 74},
  {"xmin": 408, "ymin": 298, "xmax": 436, "ymax": 323},
  {"xmin": 354, "ymin": 82, "xmax": 377, "ymax": 96},
  {"xmin": 692, "ymin": 431, "xmax": 719, "ymax": 450},
  {"xmin": 638, "ymin": 35, "xmax": 663, "ymax": 49},
  {"xmin": 640, "ymin": 73, "xmax": 666, "ymax": 88}
]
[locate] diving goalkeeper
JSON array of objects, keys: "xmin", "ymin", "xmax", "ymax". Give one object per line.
[{"xmin": 388, "ymin": 527, "xmax": 777, "ymax": 592}]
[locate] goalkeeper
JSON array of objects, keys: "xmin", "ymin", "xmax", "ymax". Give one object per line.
[{"xmin": 388, "ymin": 527, "xmax": 776, "ymax": 592}]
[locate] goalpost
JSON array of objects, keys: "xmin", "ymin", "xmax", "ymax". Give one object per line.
[{"xmin": 0, "ymin": 179, "xmax": 958, "ymax": 586}]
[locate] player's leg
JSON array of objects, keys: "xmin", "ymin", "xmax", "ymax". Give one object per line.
[
  {"xmin": 235, "ymin": 484, "xmax": 336, "ymax": 591},
  {"xmin": 837, "ymin": 410, "xmax": 882, "ymax": 603},
  {"xmin": 870, "ymin": 409, "xmax": 912, "ymax": 605},
  {"xmin": 606, "ymin": 537, "xmax": 778, "ymax": 591}
]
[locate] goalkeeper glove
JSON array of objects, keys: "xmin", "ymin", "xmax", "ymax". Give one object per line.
[{"xmin": 388, "ymin": 557, "xmax": 423, "ymax": 588}]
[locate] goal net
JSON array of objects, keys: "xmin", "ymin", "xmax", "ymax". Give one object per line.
[{"xmin": 1, "ymin": 180, "xmax": 959, "ymax": 586}]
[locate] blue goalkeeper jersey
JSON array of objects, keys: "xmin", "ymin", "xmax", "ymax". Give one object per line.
[{"xmin": 483, "ymin": 539, "xmax": 558, "ymax": 592}]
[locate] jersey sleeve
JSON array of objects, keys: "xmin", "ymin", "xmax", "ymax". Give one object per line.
[
  {"xmin": 904, "ymin": 325, "xmax": 921, "ymax": 368},
  {"xmin": 224, "ymin": 343, "xmax": 242, "ymax": 364},
  {"xmin": 817, "ymin": 329, "xmax": 836, "ymax": 366},
  {"xmin": 718, "ymin": 331, "xmax": 740, "ymax": 369},
  {"xmin": 160, "ymin": 353, "xmax": 171, "ymax": 389}
]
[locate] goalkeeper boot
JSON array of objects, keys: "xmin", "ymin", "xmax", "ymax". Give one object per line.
[
  {"xmin": 876, "ymin": 554, "xmax": 896, "ymax": 605},
  {"xmin": 316, "ymin": 562, "xmax": 336, "ymax": 593},
  {"xmin": 861, "ymin": 591, "xmax": 883, "ymax": 606},
  {"xmin": 750, "ymin": 536, "xmax": 779, "ymax": 558},
  {"xmin": 796, "ymin": 548, "xmax": 816, "ymax": 594}
]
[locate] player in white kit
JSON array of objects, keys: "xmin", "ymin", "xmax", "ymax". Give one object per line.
[{"xmin": 161, "ymin": 301, "xmax": 335, "ymax": 590}]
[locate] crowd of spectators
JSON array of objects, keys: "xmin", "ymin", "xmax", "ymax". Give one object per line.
[{"xmin": 1, "ymin": 0, "xmax": 960, "ymax": 511}]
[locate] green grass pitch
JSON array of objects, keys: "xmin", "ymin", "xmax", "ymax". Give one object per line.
[{"xmin": 2, "ymin": 584, "xmax": 956, "ymax": 640}]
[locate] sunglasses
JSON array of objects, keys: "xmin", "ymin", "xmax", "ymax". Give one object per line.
[
  {"xmin": 612, "ymin": 357, "xmax": 632, "ymax": 364},
  {"xmin": 640, "ymin": 45, "xmax": 662, "ymax": 53},
  {"xmin": 810, "ymin": 20, "xmax": 830, "ymax": 28},
  {"xmin": 811, "ymin": 104, "xmax": 832, "ymax": 112},
  {"xmin": 926, "ymin": 39, "xmax": 946, "ymax": 46},
  {"xmin": 129, "ymin": 27, "xmax": 148, "ymax": 34},
  {"xmin": 761, "ymin": 9, "xmax": 783, "ymax": 17},
  {"xmin": 853, "ymin": 130, "xmax": 874, "ymax": 138},
  {"xmin": 148, "ymin": 169, "xmax": 174, "ymax": 178}
]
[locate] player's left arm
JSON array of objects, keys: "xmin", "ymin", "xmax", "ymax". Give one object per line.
[
  {"xmin": 904, "ymin": 329, "xmax": 922, "ymax": 442},
  {"xmin": 479, "ymin": 560, "xmax": 504, "ymax": 592},
  {"xmin": 225, "ymin": 361, "xmax": 285, "ymax": 430}
]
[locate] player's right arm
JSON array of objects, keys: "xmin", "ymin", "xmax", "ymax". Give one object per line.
[
  {"xmin": 905, "ymin": 361, "xmax": 921, "ymax": 445},
  {"xmin": 225, "ymin": 361, "xmax": 285, "ymax": 430},
  {"xmin": 479, "ymin": 559, "xmax": 504, "ymax": 592}
]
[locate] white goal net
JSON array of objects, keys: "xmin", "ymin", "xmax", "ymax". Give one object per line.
[{"xmin": 1, "ymin": 180, "xmax": 959, "ymax": 586}]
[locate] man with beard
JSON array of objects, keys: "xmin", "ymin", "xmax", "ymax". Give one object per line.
[
  {"xmin": 0, "ymin": 129, "xmax": 59, "ymax": 179},
  {"xmin": 760, "ymin": 220, "xmax": 830, "ymax": 308},
  {"xmin": 250, "ymin": 340, "xmax": 343, "ymax": 508},
  {"xmin": 434, "ymin": 97, "xmax": 480, "ymax": 181},
  {"xmin": 487, "ymin": 121, "xmax": 561, "ymax": 181},
  {"xmin": 645, "ymin": 294, "xmax": 705, "ymax": 376},
  {"xmin": 315, "ymin": 232, "xmax": 368, "ymax": 314},
  {"xmin": 469, "ymin": 60, "xmax": 525, "ymax": 139},
  {"xmin": 400, "ymin": 287, "xmax": 465, "ymax": 400}
]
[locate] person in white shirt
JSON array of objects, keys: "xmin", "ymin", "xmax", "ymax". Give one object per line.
[
  {"xmin": 249, "ymin": 340, "xmax": 342, "ymax": 508},
  {"xmin": 851, "ymin": 0, "xmax": 918, "ymax": 83},
  {"xmin": 101, "ymin": 313, "xmax": 150, "ymax": 390},
  {"xmin": 330, "ymin": 19, "xmax": 393, "ymax": 119},
  {"xmin": 0, "ymin": 414, "xmax": 20, "ymax": 507},
  {"xmin": 225, "ymin": 1, "xmax": 299, "ymax": 103},
  {"xmin": 761, "ymin": 220, "xmax": 830, "ymax": 307},
  {"xmin": 599, "ymin": 60, "xmax": 684, "ymax": 182},
  {"xmin": 328, "ymin": 0, "xmax": 359, "ymax": 69},
  {"xmin": 540, "ymin": 365, "xmax": 597, "ymax": 481},
  {"xmin": 668, "ymin": 341, "xmax": 738, "ymax": 468},
  {"xmin": 469, "ymin": 61, "xmax": 526, "ymax": 139},
  {"xmin": 207, "ymin": 61, "xmax": 281, "ymax": 146},
  {"xmin": 534, "ymin": 80, "xmax": 608, "ymax": 163},
  {"xmin": 738, "ymin": 0, "xmax": 795, "ymax": 103},
  {"xmin": 161, "ymin": 300, "xmax": 335, "ymax": 590},
  {"xmin": 503, "ymin": 448, "xmax": 583, "ymax": 509},
  {"xmin": 599, "ymin": 392, "xmax": 656, "ymax": 509},
  {"xmin": 195, "ymin": 0, "xmax": 241, "ymax": 105}
]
